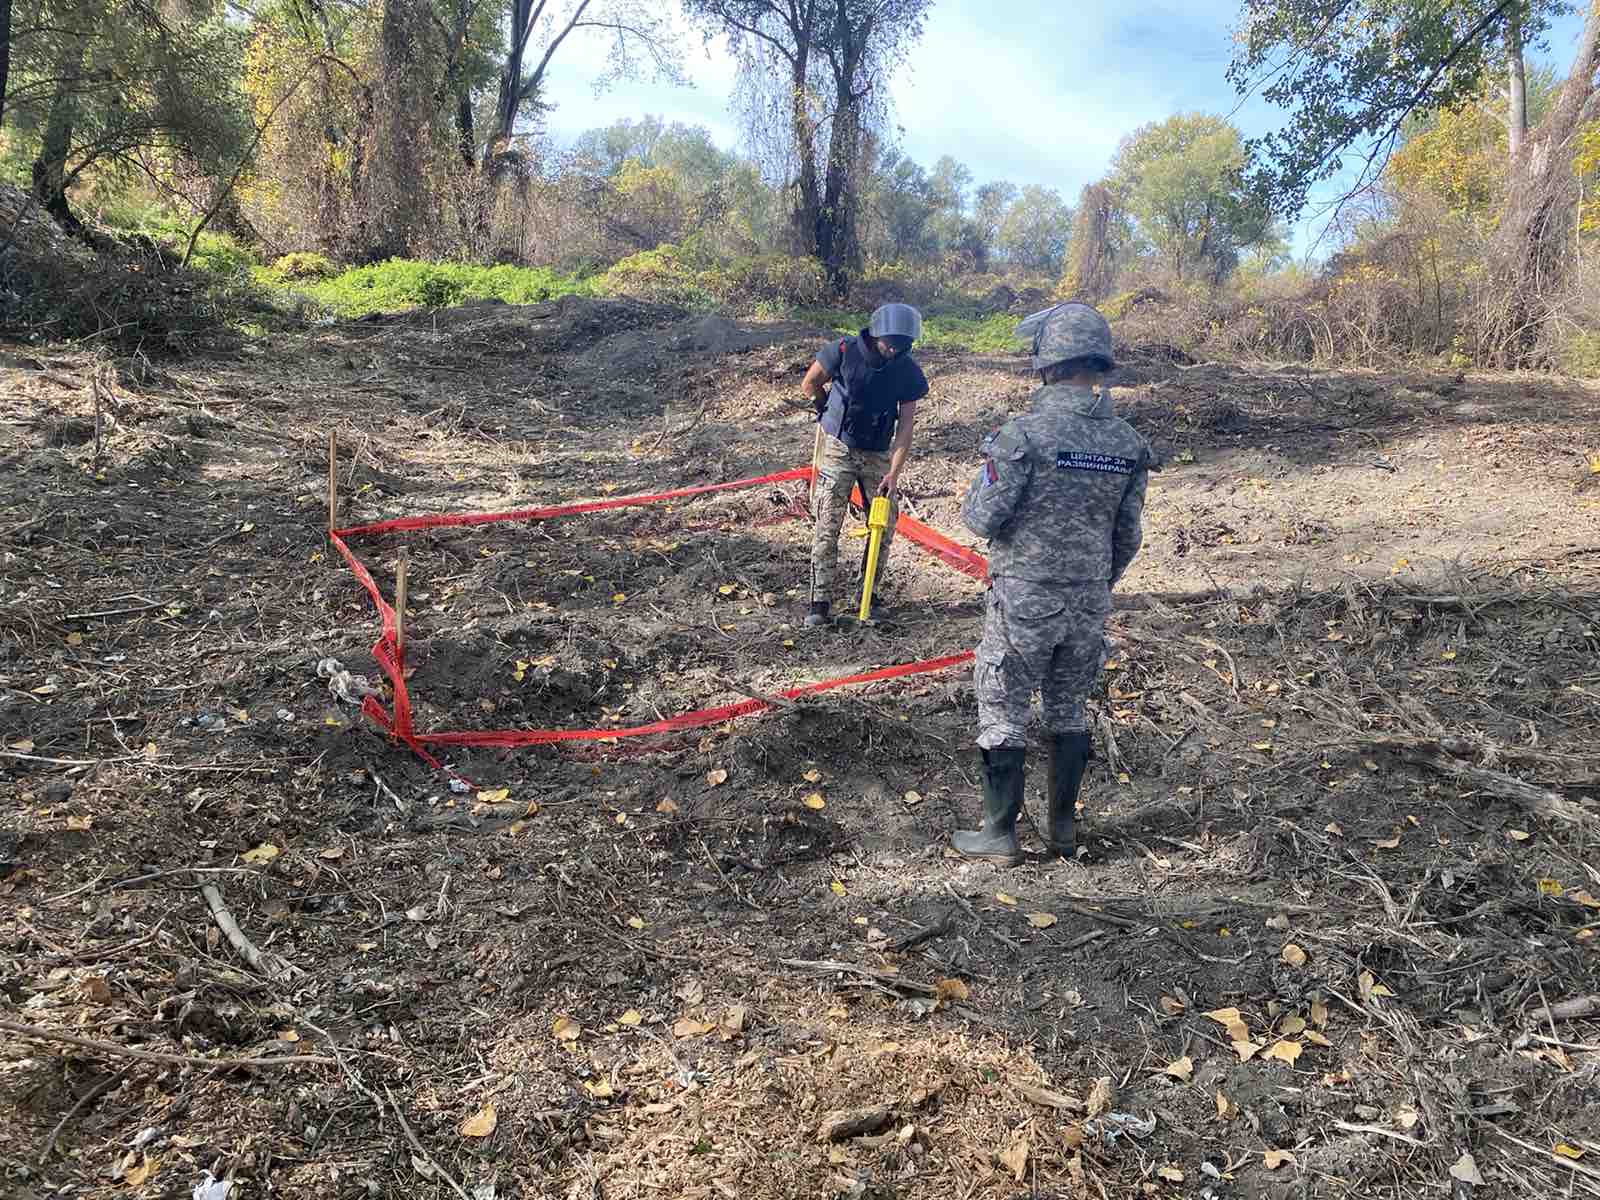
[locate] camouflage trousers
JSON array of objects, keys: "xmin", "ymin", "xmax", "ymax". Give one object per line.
[
  {"xmin": 810, "ymin": 433, "xmax": 898, "ymax": 604},
  {"xmin": 974, "ymin": 577, "xmax": 1111, "ymax": 749}
]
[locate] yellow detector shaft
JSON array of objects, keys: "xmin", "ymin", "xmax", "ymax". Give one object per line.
[{"xmin": 857, "ymin": 495, "xmax": 892, "ymax": 621}]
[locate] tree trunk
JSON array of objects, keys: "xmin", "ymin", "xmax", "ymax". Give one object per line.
[
  {"xmin": 788, "ymin": 52, "xmax": 821, "ymax": 260},
  {"xmin": 1494, "ymin": 0, "xmax": 1600, "ymax": 362},
  {"xmin": 1507, "ymin": 9, "xmax": 1527, "ymax": 160},
  {"xmin": 30, "ymin": 28, "xmax": 89, "ymax": 237},
  {"xmin": 364, "ymin": 0, "xmax": 427, "ymax": 258},
  {"xmin": 0, "ymin": 0, "xmax": 12, "ymax": 130}
]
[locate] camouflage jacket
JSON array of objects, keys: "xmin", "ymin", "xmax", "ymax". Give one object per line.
[{"xmin": 961, "ymin": 384, "xmax": 1150, "ymax": 586}]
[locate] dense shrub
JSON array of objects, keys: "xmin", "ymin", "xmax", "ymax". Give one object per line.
[{"xmin": 283, "ymin": 259, "xmax": 597, "ymax": 315}]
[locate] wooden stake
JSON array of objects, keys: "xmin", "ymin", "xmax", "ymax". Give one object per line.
[
  {"xmin": 394, "ymin": 548, "xmax": 408, "ymax": 665},
  {"xmin": 327, "ymin": 429, "xmax": 338, "ymax": 534}
]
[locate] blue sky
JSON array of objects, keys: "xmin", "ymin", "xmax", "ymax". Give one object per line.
[{"xmin": 537, "ymin": 2, "xmax": 1589, "ymax": 260}]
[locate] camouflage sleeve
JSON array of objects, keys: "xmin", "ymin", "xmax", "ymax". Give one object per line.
[
  {"xmin": 1110, "ymin": 444, "xmax": 1149, "ymax": 585},
  {"xmin": 961, "ymin": 423, "xmax": 1031, "ymax": 540}
]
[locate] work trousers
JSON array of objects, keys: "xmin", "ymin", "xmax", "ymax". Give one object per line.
[
  {"xmin": 974, "ymin": 577, "xmax": 1111, "ymax": 749},
  {"xmin": 810, "ymin": 433, "xmax": 898, "ymax": 604}
]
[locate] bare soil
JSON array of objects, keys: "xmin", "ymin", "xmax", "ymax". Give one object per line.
[{"xmin": 2, "ymin": 297, "xmax": 1598, "ymax": 1200}]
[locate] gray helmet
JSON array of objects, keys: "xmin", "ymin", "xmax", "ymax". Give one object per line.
[
  {"xmin": 868, "ymin": 302, "xmax": 922, "ymax": 342},
  {"xmin": 1014, "ymin": 302, "xmax": 1115, "ymax": 373}
]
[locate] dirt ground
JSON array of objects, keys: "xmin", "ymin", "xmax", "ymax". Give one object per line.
[{"xmin": 2, "ymin": 295, "xmax": 1599, "ymax": 1200}]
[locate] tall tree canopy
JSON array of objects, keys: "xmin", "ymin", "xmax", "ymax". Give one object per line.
[
  {"xmin": 683, "ymin": 0, "xmax": 933, "ymax": 290},
  {"xmin": 1110, "ymin": 113, "xmax": 1272, "ymax": 283}
]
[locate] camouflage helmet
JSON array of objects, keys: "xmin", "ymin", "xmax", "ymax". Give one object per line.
[
  {"xmin": 1014, "ymin": 302, "xmax": 1115, "ymax": 373},
  {"xmin": 868, "ymin": 302, "xmax": 923, "ymax": 342}
]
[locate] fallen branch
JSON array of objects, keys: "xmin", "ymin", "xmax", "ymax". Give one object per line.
[
  {"xmin": 202, "ymin": 884, "xmax": 304, "ymax": 982},
  {"xmin": 818, "ymin": 1106, "xmax": 894, "ymax": 1142},
  {"xmin": 1381, "ymin": 743, "xmax": 1597, "ymax": 825},
  {"xmin": 384, "ymin": 1086, "xmax": 472, "ymax": 1200},
  {"xmin": 779, "ymin": 958, "xmax": 938, "ymax": 997},
  {"xmin": 0, "ymin": 1018, "xmax": 332, "ymax": 1069},
  {"xmin": 1542, "ymin": 994, "xmax": 1600, "ymax": 1023},
  {"xmin": 37, "ymin": 1067, "xmax": 129, "ymax": 1164}
]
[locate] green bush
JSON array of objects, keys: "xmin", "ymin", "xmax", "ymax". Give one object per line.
[
  {"xmin": 1557, "ymin": 331, "xmax": 1600, "ymax": 377},
  {"xmin": 278, "ymin": 259, "xmax": 596, "ymax": 316},
  {"xmin": 600, "ymin": 244, "xmax": 717, "ymax": 308},
  {"xmin": 264, "ymin": 251, "xmax": 338, "ymax": 282}
]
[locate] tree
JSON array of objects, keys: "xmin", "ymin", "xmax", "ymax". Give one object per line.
[
  {"xmin": 1229, "ymin": 0, "xmax": 1597, "ymax": 360},
  {"xmin": 684, "ymin": 0, "xmax": 933, "ymax": 290},
  {"xmin": 484, "ymin": 0, "xmax": 680, "ymax": 181},
  {"xmin": 1110, "ymin": 113, "xmax": 1272, "ymax": 283},
  {"xmin": 8, "ymin": 0, "xmax": 249, "ymax": 233},
  {"xmin": 1057, "ymin": 180, "xmax": 1128, "ymax": 302},
  {"xmin": 972, "ymin": 179, "xmax": 1016, "ymax": 268},
  {"xmin": 995, "ymin": 184, "xmax": 1072, "ymax": 275}
]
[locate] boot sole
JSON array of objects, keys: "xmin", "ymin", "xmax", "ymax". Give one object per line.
[{"xmin": 952, "ymin": 847, "xmax": 1023, "ymax": 866}]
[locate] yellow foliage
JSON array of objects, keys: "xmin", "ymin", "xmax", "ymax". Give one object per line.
[{"xmin": 1386, "ymin": 102, "xmax": 1504, "ymax": 226}]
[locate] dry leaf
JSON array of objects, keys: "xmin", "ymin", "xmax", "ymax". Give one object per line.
[
  {"xmin": 717, "ymin": 584, "xmax": 736, "ymax": 595},
  {"xmin": 1205, "ymin": 1006, "xmax": 1251, "ymax": 1043},
  {"xmin": 1233, "ymin": 1040, "xmax": 1265, "ymax": 1063},
  {"xmin": 1396, "ymin": 1107, "xmax": 1419, "ymax": 1130},
  {"xmin": 1281, "ymin": 943, "xmax": 1308, "ymax": 967},
  {"xmin": 552, "ymin": 1016, "xmax": 581, "ymax": 1042},
  {"xmin": 1507, "ymin": 829, "xmax": 1531, "ymax": 842},
  {"xmin": 1158, "ymin": 995, "xmax": 1186, "ymax": 1016},
  {"xmin": 829, "ymin": 880, "xmax": 847, "ymax": 897},
  {"xmin": 1215, "ymin": 1091, "xmax": 1239, "ymax": 1121},
  {"xmin": 720, "ymin": 1006, "xmax": 748, "ymax": 1037},
  {"xmin": 999, "ymin": 1138, "xmax": 1029, "ymax": 1182},
  {"xmin": 1303, "ymin": 1030, "xmax": 1333, "ymax": 1047},
  {"xmin": 803, "ymin": 769, "xmax": 822, "ymax": 783},
  {"xmin": 934, "ymin": 978, "xmax": 970, "ymax": 1003},
  {"xmin": 476, "ymin": 788, "xmax": 510, "ymax": 803},
  {"xmin": 802, "ymin": 791, "xmax": 826, "ymax": 810},
  {"xmin": 277, "ymin": 1028, "xmax": 300, "ymax": 1043},
  {"xmin": 124, "ymin": 1154, "xmax": 157, "ymax": 1187},
  {"xmin": 9, "ymin": 739, "xmax": 34, "ymax": 753},
  {"xmin": 1085, "ymin": 1076, "xmax": 1114, "ymax": 1118},
  {"xmin": 1263, "ymin": 1149, "xmax": 1296, "ymax": 1170},
  {"xmin": 460, "ymin": 1104, "xmax": 497, "ymax": 1138},
  {"xmin": 64, "ymin": 814, "xmax": 93, "ymax": 831},
  {"xmin": 612, "ymin": 592, "xmax": 626, "ymax": 604},
  {"xmin": 66, "ymin": 632, "xmax": 83, "ymax": 646},
  {"xmin": 994, "ymin": 892, "xmax": 1018, "ymax": 906},
  {"xmin": 1163, "ymin": 1056, "xmax": 1194, "ymax": 1082},
  {"xmin": 1373, "ymin": 834, "xmax": 1401, "ymax": 850},
  {"xmin": 1537, "ymin": 877, "xmax": 1564, "ymax": 897},
  {"xmin": 240, "ymin": 842, "xmax": 279, "ymax": 865},
  {"xmin": 1448, "ymin": 1153, "xmax": 1484, "ymax": 1186},
  {"xmin": 1263, "ymin": 1039, "xmax": 1303, "ymax": 1066},
  {"xmin": 706, "ymin": 769, "xmax": 728, "ymax": 786},
  {"xmin": 83, "ymin": 976, "xmax": 112, "ymax": 1004},
  {"xmin": 1569, "ymin": 890, "xmax": 1600, "ymax": 909},
  {"xmin": 1156, "ymin": 1166, "xmax": 1184, "ymax": 1183},
  {"xmin": 673, "ymin": 1017, "xmax": 714, "ymax": 1038},
  {"xmin": 1325, "ymin": 821, "xmax": 1344, "ymax": 837},
  {"xmin": 1310, "ymin": 999, "xmax": 1329, "ymax": 1027},
  {"xmin": 677, "ymin": 979, "xmax": 705, "ymax": 1004},
  {"xmin": 1027, "ymin": 912, "xmax": 1058, "ymax": 929},
  {"xmin": 627, "ymin": 916, "xmax": 645, "ymax": 930},
  {"xmin": 656, "ymin": 797, "xmax": 679, "ymax": 814},
  {"xmin": 618, "ymin": 1009, "xmax": 642, "ymax": 1027},
  {"xmin": 1279, "ymin": 1015, "xmax": 1307, "ymax": 1036},
  {"xmin": 1554, "ymin": 1144, "xmax": 1587, "ymax": 1161},
  {"xmin": 584, "ymin": 1078, "xmax": 613, "ymax": 1099},
  {"xmin": 903, "ymin": 790, "xmax": 923, "ymax": 804}
]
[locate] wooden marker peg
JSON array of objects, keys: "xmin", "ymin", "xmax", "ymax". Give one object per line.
[
  {"xmin": 394, "ymin": 548, "xmax": 409, "ymax": 665},
  {"xmin": 327, "ymin": 429, "xmax": 338, "ymax": 534}
]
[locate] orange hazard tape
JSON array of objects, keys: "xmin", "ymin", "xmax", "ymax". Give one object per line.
[{"xmin": 331, "ymin": 465, "xmax": 987, "ymax": 771}]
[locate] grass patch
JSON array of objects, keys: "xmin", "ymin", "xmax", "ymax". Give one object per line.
[{"xmin": 272, "ymin": 259, "xmax": 599, "ymax": 316}]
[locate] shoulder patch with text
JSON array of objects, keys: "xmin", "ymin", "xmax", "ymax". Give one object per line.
[{"xmin": 1056, "ymin": 450, "xmax": 1137, "ymax": 475}]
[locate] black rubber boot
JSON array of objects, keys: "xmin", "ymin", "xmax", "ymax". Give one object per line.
[
  {"xmin": 1045, "ymin": 732, "xmax": 1091, "ymax": 859},
  {"xmin": 951, "ymin": 748, "xmax": 1025, "ymax": 865},
  {"xmin": 804, "ymin": 600, "xmax": 831, "ymax": 627}
]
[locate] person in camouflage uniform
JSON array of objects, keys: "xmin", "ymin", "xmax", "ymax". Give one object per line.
[{"xmin": 951, "ymin": 302, "xmax": 1152, "ymax": 865}]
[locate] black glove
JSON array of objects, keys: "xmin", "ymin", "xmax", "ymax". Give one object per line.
[{"xmin": 811, "ymin": 394, "xmax": 827, "ymax": 418}]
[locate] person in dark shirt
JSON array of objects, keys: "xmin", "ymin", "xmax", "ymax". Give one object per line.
[{"xmin": 797, "ymin": 303, "xmax": 929, "ymax": 627}]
